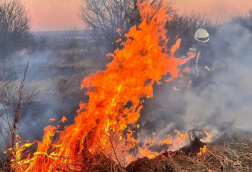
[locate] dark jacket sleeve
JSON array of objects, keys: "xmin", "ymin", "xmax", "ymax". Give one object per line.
[{"xmin": 204, "ymin": 48, "xmax": 215, "ymax": 70}]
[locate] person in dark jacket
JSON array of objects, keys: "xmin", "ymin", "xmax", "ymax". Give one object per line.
[{"xmin": 186, "ymin": 28, "xmax": 215, "ymax": 90}]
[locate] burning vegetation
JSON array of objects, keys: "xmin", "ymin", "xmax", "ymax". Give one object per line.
[
  {"xmin": 5, "ymin": 0, "xmax": 200, "ymax": 171},
  {"xmin": 1, "ymin": 0, "xmax": 252, "ymax": 172}
]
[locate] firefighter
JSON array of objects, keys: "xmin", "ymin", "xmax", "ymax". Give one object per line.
[{"xmin": 187, "ymin": 28, "xmax": 215, "ymax": 89}]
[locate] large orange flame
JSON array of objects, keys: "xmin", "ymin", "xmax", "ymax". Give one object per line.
[{"xmin": 11, "ymin": 0, "xmax": 195, "ymax": 171}]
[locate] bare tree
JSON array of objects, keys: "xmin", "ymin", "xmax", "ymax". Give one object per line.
[
  {"xmin": 0, "ymin": 0, "xmax": 32, "ymax": 59},
  {"xmin": 80, "ymin": 0, "xmax": 141, "ymax": 53},
  {"xmin": 80, "ymin": 0, "xmax": 176, "ymax": 56}
]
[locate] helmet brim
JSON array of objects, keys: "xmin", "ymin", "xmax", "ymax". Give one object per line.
[{"xmin": 194, "ymin": 36, "xmax": 210, "ymax": 43}]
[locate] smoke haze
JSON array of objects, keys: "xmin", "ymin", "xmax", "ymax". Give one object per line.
[
  {"xmin": 139, "ymin": 19, "xmax": 252, "ymax": 143},
  {"xmin": 1, "ymin": 1, "xmax": 252, "ymax": 156}
]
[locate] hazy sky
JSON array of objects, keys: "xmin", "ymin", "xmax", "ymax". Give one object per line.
[{"xmin": 24, "ymin": 0, "xmax": 252, "ymax": 31}]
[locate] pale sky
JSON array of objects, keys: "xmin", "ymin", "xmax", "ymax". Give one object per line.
[
  {"xmin": 24, "ymin": 0, "xmax": 252, "ymax": 31},
  {"xmin": 175, "ymin": 0, "xmax": 252, "ymax": 22}
]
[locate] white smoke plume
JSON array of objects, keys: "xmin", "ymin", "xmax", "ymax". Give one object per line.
[{"xmin": 139, "ymin": 19, "xmax": 252, "ymax": 142}]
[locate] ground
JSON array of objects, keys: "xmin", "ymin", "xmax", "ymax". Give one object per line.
[{"xmin": 88, "ymin": 129, "xmax": 252, "ymax": 172}]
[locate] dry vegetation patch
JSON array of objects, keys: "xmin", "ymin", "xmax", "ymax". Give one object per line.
[{"xmin": 83, "ymin": 130, "xmax": 252, "ymax": 172}]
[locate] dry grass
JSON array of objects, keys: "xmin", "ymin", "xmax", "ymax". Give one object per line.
[
  {"xmin": 1, "ymin": 130, "xmax": 251, "ymax": 172},
  {"xmin": 83, "ymin": 130, "xmax": 252, "ymax": 172},
  {"xmin": 125, "ymin": 130, "xmax": 252, "ymax": 172}
]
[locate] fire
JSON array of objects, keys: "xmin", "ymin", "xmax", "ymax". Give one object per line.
[
  {"xmin": 198, "ymin": 145, "xmax": 207, "ymax": 156},
  {"xmin": 204, "ymin": 131, "xmax": 210, "ymax": 136},
  {"xmin": 173, "ymin": 86, "xmax": 179, "ymax": 91},
  {"xmin": 59, "ymin": 116, "xmax": 67, "ymax": 123},
  {"xmin": 201, "ymin": 130, "xmax": 212, "ymax": 142},
  {"xmin": 138, "ymin": 147, "xmax": 160, "ymax": 159},
  {"xmin": 130, "ymin": 130, "xmax": 189, "ymax": 160},
  {"xmin": 10, "ymin": 0, "xmax": 195, "ymax": 171}
]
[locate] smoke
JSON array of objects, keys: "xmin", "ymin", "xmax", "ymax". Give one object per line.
[
  {"xmin": 184, "ymin": 20, "xmax": 252, "ymax": 131},
  {"xmin": 0, "ymin": 31, "xmax": 90, "ymax": 150},
  {"xmin": 1, "ymin": 11, "xmax": 252, "ymax": 158},
  {"xmin": 139, "ymin": 19, "xmax": 252, "ymax": 142},
  {"xmin": 192, "ymin": 20, "xmax": 252, "ymax": 130}
]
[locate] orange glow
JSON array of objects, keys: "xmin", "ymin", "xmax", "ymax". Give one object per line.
[
  {"xmin": 11, "ymin": 1, "xmax": 195, "ymax": 171},
  {"xmin": 134, "ymin": 130, "xmax": 188, "ymax": 161},
  {"xmin": 60, "ymin": 116, "xmax": 67, "ymax": 123},
  {"xmin": 26, "ymin": 0, "xmax": 84, "ymax": 31},
  {"xmin": 204, "ymin": 131, "xmax": 210, "ymax": 136},
  {"xmin": 173, "ymin": 86, "xmax": 179, "ymax": 91},
  {"xmin": 138, "ymin": 147, "xmax": 160, "ymax": 159},
  {"xmin": 26, "ymin": 0, "xmax": 252, "ymax": 31},
  {"xmin": 159, "ymin": 135, "xmax": 172, "ymax": 145},
  {"xmin": 198, "ymin": 145, "xmax": 207, "ymax": 156},
  {"xmin": 175, "ymin": 0, "xmax": 252, "ymax": 23}
]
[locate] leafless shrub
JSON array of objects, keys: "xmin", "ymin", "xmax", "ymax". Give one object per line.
[
  {"xmin": 0, "ymin": 63, "xmax": 36, "ymax": 171},
  {"xmin": 230, "ymin": 9, "xmax": 252, "ymax": 31}
]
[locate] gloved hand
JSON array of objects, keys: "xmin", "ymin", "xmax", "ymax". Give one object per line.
[
  {"xmin": 204, "ymin": 66, "xmax": 213, "ymax": 77},
  {"xmin": 197, "ymin": 66, "xmax": 211, "ymax": 78}
]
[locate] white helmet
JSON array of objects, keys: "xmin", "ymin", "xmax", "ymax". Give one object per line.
[{"xmin": 194, "ymin": 28, "xmax": 210, "ymax": 43}]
